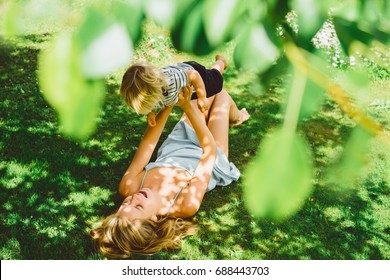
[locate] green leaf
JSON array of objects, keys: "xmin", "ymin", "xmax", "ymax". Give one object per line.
[
  {"xmin": 202, "ymin": 0, "xmax": 241, "ymax": 47},
  {"xmin": 265, "ymin": 0, "xmax": 278, "ymax": 8},
  {"xmin": 283, "ymin": 66, "xmax": 326, "ymax": 122},
  {"xmin": 59, "ymin": 79, "xmax": 105, "ymax": 139},
  {"xmin": 332, "ymin": 0, "xmax": 360, "ymax": 22},
  {"xmin": 76, "ymin": 7, "xmax": 114, "ymax": 52},
  {"xmin": 291, "ymin": 0, "xmax": 325, "ymax": 40},
  {"xmin": 333, "ymin": 17, "xmax": 375, "ymax": 53},
  {"xmin": 38, "ymin": 32, "xmax": 105, "ymax": 140},
  {"xmin": 144, "ymin": 0, "xmax": 197, "ymax": 28},
  {"xmin": 243, "ymin": 127, "xmax": 314, "ymax": 220},
  {"xmin": 38, "ymin": 32, "xmax": 80, "ymax": 110},
  {"xmin": 265, "ymin": 0, "xmax": 289, "ymax": 25},
  {"xmin": 259, "ymin": 56, "xmax": 289, "ymax": 88},
  {"xmin": 336, "ymin": 67, "xmax": 371, "ymax": 102},
  {"xmin": 81, "ymin": 23, "xmax": 133, "ymax": 78},
  {"xmin": 299, "ymin": 78, "xmax": 325, "ymax": 121},
  {"xmin": 326, "ymin": 126, "xmax": 372, "ymax": 189},
  {"xmin": 333, "ymin": 1, "xmax": 390, "ymax": 46},
  {"xmin": 143, "ymin": 0, "xmax": 177, "ymax": 27},
  {"xmin": 112, "ymin": 0, "xmax": 144, "ymax": 43},
  {"xmin": 245, "ymin": 0, "xmax": 267, "ymax": 22},
  {"xmin": 361, "ymin": 0, "xmax": 386, "ymax": 25},
  {"xmin": 171, "ymin": 1, "xmax": 213, "ymax": 55},
  {"xmin": 233, "ymin": 23, "xmax": 280, "ymax": 74},
  {"xmin": 75, "ymin": 6, "xmax": 133, "ymax": 78}
]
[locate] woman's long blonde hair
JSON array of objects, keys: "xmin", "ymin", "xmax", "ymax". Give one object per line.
[
  {"xmin": 90, "ymin": 214, "xmax": 198, "ymax": 258},
  {"xmin": 120, "ymin": 62, "xmax": 167, "ymax": 114}
]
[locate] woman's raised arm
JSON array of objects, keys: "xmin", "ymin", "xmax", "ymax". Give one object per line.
[
  {"xmin": 176, "ymin": 87, "xmax": 217, "ymax": 216},
  {"xmin": 119, "ymin": 106, "xmax": 173, "ymax": 196}
]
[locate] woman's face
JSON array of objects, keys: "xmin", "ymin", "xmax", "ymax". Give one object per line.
[{"xmin": 117, "ymin": 188, "xmax": 160, "ymax": 221}]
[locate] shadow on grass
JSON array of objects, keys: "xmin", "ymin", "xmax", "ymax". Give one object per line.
[
  {"xmin": 1, "ymin": 36, "xmax": 388, "ymax": 260},
  {"xmin": 188, "ymin": 101, "xmax": 389, "ymax": 260},
  {"xmin": 136, "ymin": 74, "xmax": 389, "ymax": 260},
  {"xmin": 0, "ymin": 36, "xmax": 147, "ymax": 259}
]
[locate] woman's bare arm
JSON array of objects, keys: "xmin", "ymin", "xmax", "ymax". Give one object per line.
[
  {"xmin": 118, "ymin": 106, "xmax": 173, "ymax": 196},
  {"xmin": 176, "ymin": 87, "xmax": 217, "ymax": 216}
]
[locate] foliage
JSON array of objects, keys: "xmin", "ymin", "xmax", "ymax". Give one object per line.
[
  {"xmin": 1, "ymin": 15, "xmax": 389, "ymax": 260},
  {"xmin": 1, "ymin": 0, "xmax": 389, "ymax": 222}
]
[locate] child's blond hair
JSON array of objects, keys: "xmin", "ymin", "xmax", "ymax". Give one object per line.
[{"xmin": 120, "ymin": 62, "xmax": 166, "ymax": 114}]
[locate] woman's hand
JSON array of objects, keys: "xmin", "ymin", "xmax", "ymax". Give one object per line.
[{"xmin": 176, "ymin": 85, "xmax": 193, "ymax": 111}]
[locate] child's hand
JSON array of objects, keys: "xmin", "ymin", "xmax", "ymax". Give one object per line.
[
  {"xmin": 147, "ymin": 111, "xmax": 156, "ymax": 127},
  {"xmin": 197, "ymin": 97, "xmax": 209, "ymax": 113}
]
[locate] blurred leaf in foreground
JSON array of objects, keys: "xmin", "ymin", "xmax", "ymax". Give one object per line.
[
  {"xmin": 291, "ymin": 0, "xmax": 327, "ymax": 40},
  {"xmin": 234, "ymin": 22, "xmax": 280, "ymax": 74},
  {"xmin": 326, "ymin": 126, "xmax": 372, "ymax": 189},
  {"xmin": 143, "ymin": 0, "xmax": 197, "ymax": 29},
  {"xmin": 202, "ymin": 0, "xmax": 241, "ymax": 48},
  {"xmin": 76, "ymin": 7, "xmax": 133, "ymax": 78},
  {"xmin": 113, "ymin": 0, "xmax": 144, "ymax": 43},
  {"xmin": 282, "ymin": 66, "xmax": 326, "ymax": 123},
  {"xmin": 38, "ymin": 32, "xmax": 105, "ymax": 140},
  {"xmin": 243, "ymin": 127, "xmax": 314, "ymax": 221},
  {"xmin": 171, "ymin": 0, "xmax": 213, "ymax": 55}
]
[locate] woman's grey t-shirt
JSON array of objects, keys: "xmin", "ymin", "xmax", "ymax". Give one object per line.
[{"xmin": 144, "ymin": 120, "xmax": 240, "ymax": 192}]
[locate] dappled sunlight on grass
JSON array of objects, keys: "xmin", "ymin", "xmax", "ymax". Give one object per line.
[
  {"xmin": 1, "ymin": 21, "xmax": 389, "ymax": 260},
  {"xmin": 0, "ymin": 36, "xmax": 127, "ymax": 259},
  {"xmin": 0, "ymin": 160, "xmax": 49, "ymax": 190},
  {"xmin": 68, "ymin": 187, "xmax": 114, "ymax": 216},
  {"xmin": 0, "ymin": 238, "xmax": 22, "ymax": 260}
]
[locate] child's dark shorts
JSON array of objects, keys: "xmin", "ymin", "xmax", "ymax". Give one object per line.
[{"xmin": 184, "ymin": 61, "xmax": 224, "ymax": 99}]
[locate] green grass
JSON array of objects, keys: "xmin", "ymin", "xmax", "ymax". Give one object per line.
[{"xmin": 1, "ymin": 22, "xmax": 389, "ymax": 260}]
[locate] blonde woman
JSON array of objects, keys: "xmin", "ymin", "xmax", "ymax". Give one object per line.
[{"xmin": 91, "ymin": 86, "xmax": 250, "ymax": 258}]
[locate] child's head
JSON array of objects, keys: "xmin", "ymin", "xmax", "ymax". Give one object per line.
[{"xmin": 120, "ymin": 62, "xmax": 166, "ymax": 114}]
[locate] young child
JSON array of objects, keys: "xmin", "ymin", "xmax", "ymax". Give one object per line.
[{"xmin": 120, "ymin": 55, "xmax": 228, "ymax": 126}]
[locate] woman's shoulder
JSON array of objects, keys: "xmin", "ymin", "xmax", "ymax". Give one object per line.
[{"xmin": 118, "ymin": 170, "xmax": 145, "ymax": 197}]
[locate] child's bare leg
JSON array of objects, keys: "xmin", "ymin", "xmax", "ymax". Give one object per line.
[
  {"xmin": 211, "ymin": 54, "xmax": 228, "ymax": 75},
  {"xmin": 181, "ymin": 96, "xmax": 216, "ymax": 125}
]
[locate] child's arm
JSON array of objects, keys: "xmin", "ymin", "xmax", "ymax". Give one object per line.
[{"xmin": 186, "ymin": 70, "xmax": 209, "ymax": 112}]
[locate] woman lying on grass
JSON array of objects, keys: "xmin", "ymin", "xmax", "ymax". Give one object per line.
[{"xmin": 91, "ymin": 85, "xmax": 250, "ymax": 258}]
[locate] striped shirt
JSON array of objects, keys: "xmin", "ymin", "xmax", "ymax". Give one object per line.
[{"xmin": 159, "ymin": 63, "xmax": 194, "ymax": 107}]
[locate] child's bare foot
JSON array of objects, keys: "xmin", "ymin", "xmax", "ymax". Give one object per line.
[
  {"xmin": 215, "ymin": 54, "xmax": 228, "ymax": 70},
  {"xmin": 230, "ymin": 108, "xmax": 250, "ymax": 127}
]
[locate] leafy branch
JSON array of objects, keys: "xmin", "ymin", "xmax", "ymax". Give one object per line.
[
  {"xmin": 285, "ymin": 42, "xmax": 386, "ymax": 137},
  {"xmin": 1, "ymin": 0, "xmax": 389, "ymax": 221}
]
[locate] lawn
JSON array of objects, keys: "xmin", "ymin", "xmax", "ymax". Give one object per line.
[{"xmin": 0, "ymin": 21, "xmax": 389, "ymax": 260}]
